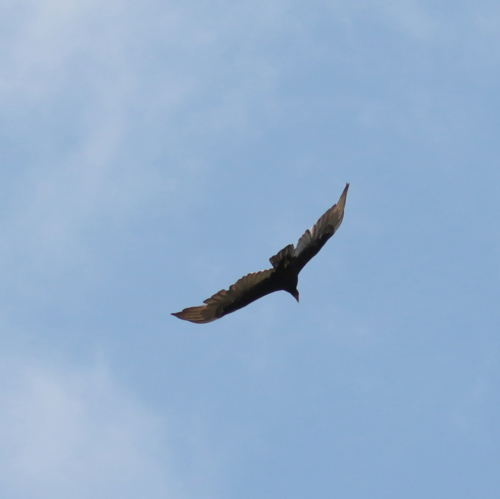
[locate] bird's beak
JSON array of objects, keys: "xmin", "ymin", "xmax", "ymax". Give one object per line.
[{"xmin": 294, "ymin": 290, "xmax": 300, "ymax": 303}]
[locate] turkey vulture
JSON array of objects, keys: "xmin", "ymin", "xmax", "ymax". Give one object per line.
[{"xmin": 172, "ymin": 183, "xmax": 349, "ymax": 324}]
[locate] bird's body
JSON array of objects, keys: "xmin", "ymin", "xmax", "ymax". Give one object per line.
[{"xmin": 172, "ymin": 183, "xmax": 349, "ymax": 323}]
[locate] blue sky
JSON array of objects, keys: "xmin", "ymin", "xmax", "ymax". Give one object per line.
[{"xmin": 1, "ymin": 0, "xmax": 499, "ymax": 497}]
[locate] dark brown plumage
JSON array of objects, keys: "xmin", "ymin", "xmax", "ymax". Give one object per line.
[{"xmin": 172, "ymin": 183, "xmax": 349, "ymax": 324}]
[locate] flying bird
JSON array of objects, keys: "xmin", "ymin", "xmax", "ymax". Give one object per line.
[{"xmin": 172, "ymin": 183, "xmax": 349, "ymax": 324}]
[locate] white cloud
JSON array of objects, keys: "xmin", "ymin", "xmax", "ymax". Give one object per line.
[
  {"xmin": 0, "ymin": 0, "xmax": 180, "ymax": 291},
  {"xmin": 1, "ymin": 0, "xmax": 104, "ymax": 104},
  {"xmin": 0, "ymin": 359, "xmax": 179, "ymax": 499}
]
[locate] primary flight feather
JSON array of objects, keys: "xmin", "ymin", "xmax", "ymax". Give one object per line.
[{"xmin": 172, "ymin": 183, "xmax": 349, "ymax": 324}]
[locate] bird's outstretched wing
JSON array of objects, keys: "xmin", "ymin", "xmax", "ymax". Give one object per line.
[
  {"xmin": 172, "ymin": 268, "xmax": 276, "ymax": 324},
  {"xmin": 293, "ymin": 183, "xmax": 349, "ymax": 273}
]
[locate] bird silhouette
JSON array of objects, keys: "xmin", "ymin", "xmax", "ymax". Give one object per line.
[{"xmin": 172, "ymin": 183, "xmax": 349, "ymax": 323}]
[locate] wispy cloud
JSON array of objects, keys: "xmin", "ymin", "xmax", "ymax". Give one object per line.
[
  {"xmin": 0, "ymin": 359, "xmax": 178, "ymax": 499},
  {"xmin": 0, "ymin": 0, "xmax": 286, "ymax": 271}
]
